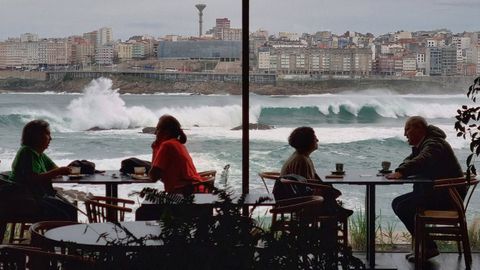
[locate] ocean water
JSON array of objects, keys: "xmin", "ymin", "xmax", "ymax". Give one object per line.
[{"xmin": 0, "ymin": 78, "xmax": 478, "ymax": 226}]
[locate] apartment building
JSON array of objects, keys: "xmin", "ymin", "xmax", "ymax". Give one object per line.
[
  {"xmin": 97, "ymin": 27, "xmax": 113, "ymax": 46},
  {"xmin": 0, "ymin": 38, "xmax": 69, "ymax": 69},
  {"xmin": 95, "ymin": 44, "xmax": 114, "ymax": 65},
  {"xmin": 117, "ymin": 43, "xmax": 133, "ymax": 61},
  {"xmin": 426, "ymin": 46, "xmax": 457, "ymax": 76},
  {"xmin": 266, "ymin": 47, "xmax": 372, "ymax": 76},
  {"xmin": 221, "ymin": 28, "xmax": 242, "ymax": 41}
]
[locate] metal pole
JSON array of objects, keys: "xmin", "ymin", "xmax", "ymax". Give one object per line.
[{"xmin": 242, "ymin": 0, "xmax": 249, "ymax": 194}]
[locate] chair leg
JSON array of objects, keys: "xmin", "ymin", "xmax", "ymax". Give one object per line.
[
  {"xmin": 414, "ymin": 219, "xmax": 423, "ymax": 270},
  {"xmin": 461, "ymin": 222, "xmax": 472, "ymax": 269},
  {"xmin": 0, "ymin": 222, "xmax": 6, "ymax": 244},
  {"xmin": 456, "ymin": 240, "xmax": 462, "ymax": 255}
]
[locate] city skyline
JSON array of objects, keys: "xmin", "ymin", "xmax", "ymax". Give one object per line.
[{"xmin": 0, "ymin": 0, "xmax": 479, "ymax": 41}]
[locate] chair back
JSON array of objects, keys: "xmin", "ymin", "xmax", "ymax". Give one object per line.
[
  {"xmin": 84, "ymin": 196, "xmax": 134, "ymax": 223},
  {"xmin": 192, "ymin": 176, "xmax": 216, "ymax": 193},
  {"xmin": 0, "ymin": 244, "xmax": 94, "ymax": 269},
  {"xmin": 270, "ymin": 195, "xmax": 325, "ymax": 233},
  {"xmin": 432, "ymin": 177, "xmax": 476, "ymax": 218},
  {"xmin": 198, "ymin": 170, "xmax": 216, "ymax": 179},
  {"xmin": 463, "ymin": 178, "xmax": 479, "ymax": 211},
  {"xmin": 258, "ymin": 171, "xmax": 280, "ymax": 193},
  {"xmin": 29, "ymin": 221, "xmax": 79, "ymax": 250}
]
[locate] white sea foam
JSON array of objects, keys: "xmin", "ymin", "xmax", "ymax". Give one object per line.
[
  {"xmin": 66, "ymin": 78, "xmax": 158, "ymax": 130},
  {"xmin": 188, "ymin": 124, "xmax": 469, "ymax": 149}
]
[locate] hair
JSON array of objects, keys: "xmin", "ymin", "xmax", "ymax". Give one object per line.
[
  {"xmin": 288, "ymin": 126, "xmax": 316, "ymax": 151},
  {"xmin": 156, "ymin": 115, "xmax": 187, "ymax": 144},
  {"xmin": 406, "ymin": 116, "xmax": 428, "ymax": 130},
  {"xmin": 21, "ymin": 119, "xmax": 50, "ymax": 147}
]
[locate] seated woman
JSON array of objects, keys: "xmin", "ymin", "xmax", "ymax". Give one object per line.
[
  {"xmin": 149, "ymin": 115, "xmax": 205, "ymax": 193},
  {"xmin": 9, "ymin": 120, "xmax": 77, "ymax": 221},
  {"xmin": 281, "ymin": 126, "xmax": 352, "ymax": 214}
]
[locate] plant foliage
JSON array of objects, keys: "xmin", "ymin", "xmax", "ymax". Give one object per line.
[
  {"xmin": 87, "ymin": 187, "xmax": 365, "ymax": 270},
  {"xmin": 455, "ymin": 76, "xmax": 480, "ymax": 177}
]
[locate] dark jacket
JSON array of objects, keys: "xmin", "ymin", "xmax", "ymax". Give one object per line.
[{"xmin": 396, "ymin": 125, "xmax": 464, "ymax": 193}]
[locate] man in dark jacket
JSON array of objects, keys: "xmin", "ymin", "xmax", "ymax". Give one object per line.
[{"xmin": 387, "ymin": 116, "xmax": 463, "ymax": 261}]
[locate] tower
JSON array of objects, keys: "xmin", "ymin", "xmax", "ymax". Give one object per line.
[{"xmin": 195, "ymin": 4, "xmax": 206, "ymax": 37}]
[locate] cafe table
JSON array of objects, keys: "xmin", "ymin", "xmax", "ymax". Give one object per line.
[
  {"xmin": 43, "ymin": 221, "xmax": 163, "ymax": 251},
  {"xmin": 52, "ymin": 170, "xmax": 156, "ymax": 198},
  {"xmin": 322, "ymin": 171, "xmax": 431, "ymax": 270}
]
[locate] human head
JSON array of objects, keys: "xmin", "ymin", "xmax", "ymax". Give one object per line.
[
  {"xmin": 21, "ymin": 119, "xmax": 52, "ymax": 151},
  {"xmin": 155, "ymin": 115, "xmax": 187, "ymax": 144},
  {"xmin": 404, "ymin": 116, "xmax": 428, "ymax": 146},
  {"xmin": 288, "ymin": 126, "xmax": 318, "ymax": 154}
]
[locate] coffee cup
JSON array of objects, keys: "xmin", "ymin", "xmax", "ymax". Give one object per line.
[
  {"xmin": 70, "ymin": 166, "xmax": 81, "ymax": 175},
  {"xmin": 134, "ymin": 167, "xmax": 146, "ymax": 175},
  {"xmin": 381, "ymin": 161, "xmax": 391, "ymax": 171},
  {"xmin": 335, "ymin": 163, "xmax": 344, "ymax": 172}
]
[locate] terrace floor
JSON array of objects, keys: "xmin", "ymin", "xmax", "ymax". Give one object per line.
[{"xmin": 355, "ymin": 252, "xmax": 480, "ymax": 270}]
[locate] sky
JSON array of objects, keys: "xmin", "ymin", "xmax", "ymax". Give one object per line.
[{"xmin": 0, "ymin": 0, "xmax": 479, "ymax": 41}]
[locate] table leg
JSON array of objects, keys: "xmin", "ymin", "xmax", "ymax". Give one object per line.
[
  {"xmin": 366, "ymin": 184, "xmax": 376, "ymax": 269},
  {"xmin": 105, "ymin": 184, "xmax": 119, "ymax": 221}
]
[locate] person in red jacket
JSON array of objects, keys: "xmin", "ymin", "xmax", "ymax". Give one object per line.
[{"xmin": 149, "ymin": 115, "xmax": 204, "ymax": 193}]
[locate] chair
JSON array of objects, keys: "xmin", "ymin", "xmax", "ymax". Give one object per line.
[
  {"xmin": 84, "ymin": 196, "xmax": 134, "ymax": 223},
  {"xmin": 198, "ymin": 170, "xmax": 217, "ymax": 179},
  {"xmin": 192, "ymin": 175, "xmax": 216, "ymax": 193},
  {"xmin": 193, "ymin": 170, "xmax": 216, "ymax": 193},
  {"xmin": 0, "ymin": 244, "xmax": 94, "ymax": 270},
  {"xmin": 258, "ymin": 171, "xmax": 280, "ymax": 193},
  {"xmin": 414, "ymin": 177, "xmax": 478, "ymax": 269},
  {"xmin": 270, "ymin": 195, "xmax": 325, "ymax": 233},
  {"xmin": 277, "ymin": 178, "xmax": 350, "ymax": 249},
  {"xmin": 29, "ymin": 221, "xmax": 80, "ymax": 252}
]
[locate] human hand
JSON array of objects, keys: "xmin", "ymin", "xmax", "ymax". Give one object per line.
[
  {"xmin": 386, "ymin": 172, "xmax": 402, "ymax": 179},
  {"xmin": 56, "ymin": 166, "xmax": 72, "ymax": 176}
]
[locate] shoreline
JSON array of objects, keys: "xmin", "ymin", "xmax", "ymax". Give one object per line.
[{"xmin": 0, "ymin": 75, "xmax": 472, "ymax": 95}]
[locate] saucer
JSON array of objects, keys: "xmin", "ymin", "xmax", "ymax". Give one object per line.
[
  {"xmin": 331, "ymin": 171, "xmax": 345, "ymax": 175},
  {"xmin": 130, "ymin": 174, "xmax": 150, "ymax": 180},
  {"xmin": 68, "ymin": 174, "xmax": 86, "ymax": 179}
]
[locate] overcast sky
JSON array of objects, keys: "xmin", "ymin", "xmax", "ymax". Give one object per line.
[{"xmin": 0, "ymin": 0, "xmax": 479, "ymax": 41}]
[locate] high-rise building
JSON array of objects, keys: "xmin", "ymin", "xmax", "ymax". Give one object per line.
[{"xmin": 97, "ymin": 27, "xmax": 113, "ymax": 46}]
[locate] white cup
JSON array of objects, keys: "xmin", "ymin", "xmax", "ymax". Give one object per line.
[
  {"xmin": 134, "ymin": 167, "xmax": 146, "ymax": 175},
  {"xmin": 70, "ymin": 166, "xmax": 81, "ymax": 175}
]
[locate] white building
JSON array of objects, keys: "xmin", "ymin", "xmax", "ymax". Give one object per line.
[
  {"xmin": 278, "ymin": 32, "xmax": 299, "ymax": 41},
  {"xmin": 97, "ymin": 27, "xmax": 113, "ymax": 46},
  {"xmin": 20, "ymin": 33, "xmax": 39, "ymax": 42},
  {"xmin": 394, "ymin": 31, "xmax": 412, "ymax": 41},
  {"xmin": 95, "ymin": 44, "xmax": 114, "ymax": 65},
  {"xmin": 257, "ymin": 50, "xmax": 270, "ymax": 70}
]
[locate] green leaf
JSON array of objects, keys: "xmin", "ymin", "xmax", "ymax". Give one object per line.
[{"xmin": 467, "ymin": 154, "xmax": 473, "ymax": 166}]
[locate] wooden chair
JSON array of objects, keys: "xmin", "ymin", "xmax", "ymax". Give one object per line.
[
  {"xmin": 0, "ymin": 244, "xmax": 94, "ymax": 270},
  {"xmin": 198, "ymin": 170, "xmax": 217, "ymax": 179},
  {"xmin": 192, "ymin": 176, "xmax": 216, "ymax": 193},
  {"xmin": 84, "ymin": 196, "xmax": 134, "ymax": 223},
  {"xmin": 270, "ymin": 195, "xmax": 325, "ymax": 233},
  {"xmin": 29, "ymin": 221, "xmax": 80, "ymax": 252},
  {"xmin": 277, "ymin": 178, "xmax": 350, "ymax": 249},
  {"xmin": 414, "ymin": 177, "xmax": 478, "ymax": 269},
  {"xmin": 258, "ymin": 171, "xmax": 280, "ymax": 193}
]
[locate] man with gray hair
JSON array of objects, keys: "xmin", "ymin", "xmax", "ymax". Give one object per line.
[{"xmin": 387, "ymin": 116, "xmax": 464, "ymax": 261}]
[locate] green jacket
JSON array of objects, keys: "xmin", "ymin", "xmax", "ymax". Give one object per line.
[{"xmin": 396, "ymin": 125, "xmax": 463, "ymax": 182}]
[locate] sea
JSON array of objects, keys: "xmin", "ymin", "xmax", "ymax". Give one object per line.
[{"xmin": 0, "ymin": 77, "xmax": 478, "ymax": 227}]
